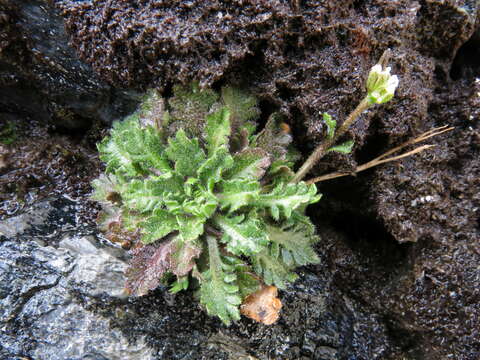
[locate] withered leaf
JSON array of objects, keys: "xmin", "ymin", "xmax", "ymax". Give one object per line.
[{"xmin": 240, "ymin": 285, "xmax": 282, "ymax": 325}]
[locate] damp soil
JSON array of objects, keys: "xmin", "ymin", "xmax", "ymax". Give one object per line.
[{"xmin": 0, "ymin": 116, "xmax": 104, "ymax": 223}]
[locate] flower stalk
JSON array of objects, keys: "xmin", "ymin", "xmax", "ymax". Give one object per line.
[{"xmin": 292, "ymin": 50, "xmax": 399, "ymax": 183}]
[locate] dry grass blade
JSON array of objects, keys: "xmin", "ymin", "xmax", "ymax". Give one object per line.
[{"xmin": 306, "ymin": 126, "xmax": 454, "ymax": 184}]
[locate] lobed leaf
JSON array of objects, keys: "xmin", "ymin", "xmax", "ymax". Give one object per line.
[
  {"xmin": 251, "ymin": 247, "xmax": 298, "ymax": 290},
  {"xmin": 214, "ymin": 214, "xmax": 269, "ymax": 256},
  {"xmin": 256, "ymin": 182, "xmax": 321, "ymax": 220},
  {"xmin": 125, "ymin": 240, "xmax": 175, "ymax": 296},
  {"xmin": 328, "ymin": 140, "xmax": 354, "ymax": 154},
  {"xmin": 217, "ymin": 179, "xmax": 261, "ymax": 213},
  {"xmin": 205, "ymin": 107, "xmax": 231, "ymax": 155},
  {"xmin": 165, "ymin": 129, "xmax": 206, "ymax": 177},
  {"xmin": 226, "ymin": 148, "xmax": 271, "ymax": 181},
  {"xmin": 323, "ymin": 112, "xmax": 336, "ymax": 139},
  {"xmin": 140, "ymin": 208, "xmax": 178, "ymax": 244},
  {"xmin": 168, "ymin": 83, "xmax": 218, "ymax": 139},
  {"xmin": 122, "ymin": 175, "xmax": 184, "ymax": 213},
  {"xmin": 98, "ymin": 116, "xmax": 171, "ymax": 176},
  {"xmin": 266, "ymin": 220, "xmax": 320, "ymax": 267},
  {"xmin": 197, "ymin": 147, "xmax": 234, "ymax": 192},
  {"xmin": 199, "ymin": 236, "xmax": 242, "ymax": 325}
]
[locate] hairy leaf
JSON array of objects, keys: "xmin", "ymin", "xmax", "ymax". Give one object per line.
[
  {"xmin": 217, "ymin": 179, "xmax": 260, "ymax": 213},
  {"xmin": 251, "ymin": 247, "xmax": 298, "ymax": 289},
  {"xmin": 199, "ymin": 236, "xmax": 242, "ymax": 325},
  {"xmin": 122, "ymin": 175, "xmax": 183, "ymax": 213},
  {"xmin": 125, "ymin": 240, "xmax": 175, "ymax": 296},
  {"xmin": 170, "ymin": 236, "xmax": 202, "ymax": 276},
  {"xmin": 138, "ymin": 90, "xmax": 167, "ymax": 134},
  {"xmin": 168, "ymin": 83, "xmax": 218, "ymax": 139},
  {"xmin": 176, "ymin": 215, "xmax": 206, "ymax": 242},
  {"xmin": 214, "ymin": 214, "xmax": 269, "ymax": 256},
  {"xmin": 205, "ymin": 107, "xmax": 231, "ymax": 155},
  {"xmin": 98, "ymin": 116, "xmax": 171, "ymax": 176},
  {"xmin": 91, "ymin": 174, "xmax": 124, "ymax": 204},
  {"xmin": 226, "ymin": 148, "xmax": 271, "ymax": 180},
  {"xmin": 256, "ymin": 182, "xmax": 321, "ymax": 220},
  {"xmin": 221, "ymin": 86, "xmax": 259, "ymax": 129},
  {"xmin": 252, "ymin": 113, "xmax": 292, "ymax": 160},
  {"xmin": 328, "ymin": 140, "xmax": 354, "ymax": 154},
  {"xmin": 165, "ymin": 129, "xmax": 206, "ymax": 177},
  {"xmin": 197, "ymin": 147, "xmax": 234, "ymax": 191},
  {"xmin": 140, "ymin": 208, "xmax": 178, "ymax": 244},
  {"xmin": 266, "ymin": 221, "xmax": 320, "ymax": 267},
  {"xmin": 323, "ymin": 112, "xmax": 336, "ymax": 139}
]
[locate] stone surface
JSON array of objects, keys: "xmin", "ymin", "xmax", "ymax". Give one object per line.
[{"xmin": 0, "ymin": 199, "xmax": 153, "ymax": 360}]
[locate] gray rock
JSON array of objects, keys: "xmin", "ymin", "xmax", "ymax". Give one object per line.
[
  {"xmin": 59, "ymin": 235, "xmax": 127, "ymax": 298},
  {"xmin": 0, "ymin": 200, "xmax": 154, "ymax": 359}
]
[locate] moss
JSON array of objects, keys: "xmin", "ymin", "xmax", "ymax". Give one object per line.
[{"xmin": 0, "ymin": 120, "xmax": 17, "ymax": 145}]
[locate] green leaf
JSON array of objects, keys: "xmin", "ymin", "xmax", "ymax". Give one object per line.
[
  {"xmin": 266, "ymin": 160, "xmax": 296, "ymax": 185},
  {"xmin": 221, "ymin": 86, "xmax": 259, "ymax": 129},
  {"xmin": 138, "ymin": 90, "xmax": 166, "ymax": 132},
  {"xmin": 91, "ymin": 174, "xmax": 124, "ymax": 204},
  {"xmin": 140, "ymin": 209, "xmax": 178, "ymax": 244},
  {"xmin": 328, "ymin": 140, "xmax": 354, "ymax": 154},
  {"xmin": 205, "ymin": 107, "xmax": 231, "ymax": 155},
  {"xmin": 236, "ymin": 266, "xmax": 260, "ymax": 298},
  {"xmin": 256, "ymin": 182, "xmax": 321, "ymax": 220},
  {"xmin": 197, "ymin": 147, "xmax": 234, "ymax": 192},
  {"xmin": 217, "ymin": 179, "xmax": 261, "ymax": 213},
  {"xmin": 266, "ymin": 221, "xmax": 320, "ymax": 267},
  {"xmin": 199, "ymin": 236, "xmax": 242, "ymax": 325},
  {"xmin": 98, "ymin": 116, "xmax": 171, "ymax": 176},
  {"xmin": 170, "ymin": 277, "xmax": 189, "ymax": 294},
  {"xmin": 179, "ymin": 195, "xmax": 218, "ymax": 218},
  {"xmin": 176, "ymin": 215, "xmax": 206, "ymax": 242},
  {"xmin": 251, "ymin": 113, "xmax": 292, "ymax": 160},
  {"xmin": 122, "ymin": 175, "xmax": 184, "ymax": 213},
  {"xmin": 251, "ymin": 247, "xmax": 298, "ymax": 290},
  {"xmin": 323, "ymin": 112, "xmax": 336, "ymax": 139},
  {"xmin": 226, "ymin": 148, "xmax": 271, "ymax": 180},
  {"xmin": 168, "ymin": 83, "xmax": 219, "ymax": 139},
  {"xmin": 213, "ymin": 214, "xmax": 269, "ymax": 256},
  {"xmin": 165, "ymin": 129, "xmax": 206, "ymax": 177}
]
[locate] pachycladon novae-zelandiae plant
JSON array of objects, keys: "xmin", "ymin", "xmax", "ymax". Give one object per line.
[
  {"xmin": 91, "ymin": 85, "xmax": 322, "ymax": 325},
  {"xmin": 92, "ymin": 56, "xmax": 400, "ymax": 325}
]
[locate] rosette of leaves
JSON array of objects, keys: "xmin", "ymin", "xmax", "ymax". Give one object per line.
[{"xmin": 92, "ymin": 84, "xmax": 321, "ymax": 325}]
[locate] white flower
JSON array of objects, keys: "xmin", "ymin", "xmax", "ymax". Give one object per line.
[{"xmin": 366, "ymin": 64, "xmax": 399, "ymax": 104}]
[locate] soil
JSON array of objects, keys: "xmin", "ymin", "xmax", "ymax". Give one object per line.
[{"xmin": 1, "ymin": 0, "xmax": 479, "ymax": 359}]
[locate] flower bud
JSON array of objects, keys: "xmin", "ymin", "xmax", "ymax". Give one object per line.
[{"xmin": 366, "ymin": 64, "xmax": 399, "ymax": 104}]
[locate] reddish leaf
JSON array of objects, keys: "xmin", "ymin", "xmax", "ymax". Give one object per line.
[
  {"xmin": 125, "ymin": 240, "xmax": 175, "ymax": 296},
  {"xmin": 170, "ymin": 239, "xmax": 202, "ymax": 277}
]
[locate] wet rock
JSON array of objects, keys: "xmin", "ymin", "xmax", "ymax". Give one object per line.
[
  {"xmin": 0, "ymin": 0, "xmax": 139, "ymax": 129},
  {"xmin": 0, "ymin": 199, "xmax": 153, "ymax": 359}
]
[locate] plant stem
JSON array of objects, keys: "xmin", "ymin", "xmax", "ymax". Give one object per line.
[
  {"xmin": 292, "ymin": 97, "xmax": 371, "ymax": 183},
  {"xmin": 305, "ymin": 125, "xmax": 454, "ymax": 184}
]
